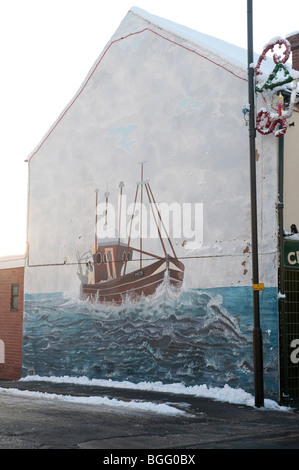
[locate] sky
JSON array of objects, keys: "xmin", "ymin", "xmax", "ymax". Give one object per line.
[{"xmin": 1, "ymin": 0, "xmax": 299, "ymax": 257}]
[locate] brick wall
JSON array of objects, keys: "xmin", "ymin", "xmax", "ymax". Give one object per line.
[
  {"xmin": 287, "ymin": 33, "xmax": 299, "ymax": 71},
  {"xmin": 0, "ymin": 266, "xmax": 24, "ymax": 380}
]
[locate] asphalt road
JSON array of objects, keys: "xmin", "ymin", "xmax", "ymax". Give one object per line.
[{"xmin": 0, "ymin": 380, "xmax": 299, "ymax": 451}]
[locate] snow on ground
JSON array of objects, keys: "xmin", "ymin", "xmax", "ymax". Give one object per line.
[
  {"xmin": 0, "ymin": 385, "xmax": 186, "ymax": 416},
  {"xmin": 12, "ymin": 375, "xmax": 292, "ymax": 412}
]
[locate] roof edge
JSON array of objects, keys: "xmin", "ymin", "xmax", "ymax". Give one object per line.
[{"xmin": 129, "ymin": 6, "xmax": 249, "ymax": 75}]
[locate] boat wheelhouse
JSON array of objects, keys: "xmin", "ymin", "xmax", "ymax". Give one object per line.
[{"xmin": 79, "ymin": 164, "xmax": 185, "ymax": 304}]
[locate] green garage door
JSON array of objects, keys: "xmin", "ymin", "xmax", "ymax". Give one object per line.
[{"xmin": 280, "ymin": 240, "xmax": 299, "ymax": 403}]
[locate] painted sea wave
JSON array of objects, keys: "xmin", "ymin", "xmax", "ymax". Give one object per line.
[{"xmin": 22, "ymin": 282, "xmax": 278, "ymax": 397}]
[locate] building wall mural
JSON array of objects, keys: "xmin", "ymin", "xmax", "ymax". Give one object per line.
[{"xmin": 24, "ymin": 9, "xmax": 280, "ymax": 398}]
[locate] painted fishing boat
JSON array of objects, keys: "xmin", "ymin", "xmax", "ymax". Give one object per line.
[{"xmin": 79, "ymin": 163, "xmax": 184, "ymax": 304}]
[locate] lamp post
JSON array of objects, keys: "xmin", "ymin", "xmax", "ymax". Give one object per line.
[{"xmin": 247, "ymin": 0, "xmax": 264, "ymax": 408}]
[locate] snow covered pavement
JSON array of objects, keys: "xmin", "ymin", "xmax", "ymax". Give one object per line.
[{"xmin": 0, "ymin": 376, "xmax": 298, "ymax": 449}]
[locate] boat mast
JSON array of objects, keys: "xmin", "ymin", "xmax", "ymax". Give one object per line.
[
  {"xmin": 123, "ymin": 163, "xmax": 177, "ymax": 276},
  {"xmin": 146, "ymin": 183, "xmax": 177, "ymax": 259},
  {"xmin": 139, "ymin": 161, "xmax": 147, "ymax": 269},
  {"xmin": 104, "ymin": 185, "xmax": 110, "ymax": 228},
  {"xmin": 95, "ymin": 189, "xmax": 99, "ymax": 252},
  {"xmin": 144, "ymin": 183, "xmax": 167, "ymax": 258},
  {"xmin": 118, "ymin": 181, "xmax": 124, "ymax": 245},
  {"xmin": 123, "ymin": 184, "xmax": 139, "ymax": 276},
  {"xmin": 94, "ymin": 188, "xmax": 99, "ymax": 283}
]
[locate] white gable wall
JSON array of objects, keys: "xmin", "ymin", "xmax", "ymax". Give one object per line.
[{"xmin": 25, "ymin": 10, "xmax": 279, "ymax": 295}]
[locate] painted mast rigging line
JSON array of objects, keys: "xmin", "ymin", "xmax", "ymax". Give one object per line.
[{"xmin": 27, "ymin": 249, "xmax": 278, "ymax": 268}]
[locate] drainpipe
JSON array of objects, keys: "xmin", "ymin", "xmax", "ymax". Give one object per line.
[
  {"xmin": 278, "ymin": 135, "xmax": 285, "ymax": 294},
  {"xmin": 278, "ymin": 134, "xmax": 289, "ymax": 402}
]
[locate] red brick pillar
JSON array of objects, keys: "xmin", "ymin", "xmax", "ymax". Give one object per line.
[{"xmin": 0, "ymin": 266, "xmax": 24, "ymax": 380}]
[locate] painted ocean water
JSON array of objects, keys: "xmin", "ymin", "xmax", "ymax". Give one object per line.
[{"xmin": 22, "ymin": 283, "xmax": 279, "ymax": 398}]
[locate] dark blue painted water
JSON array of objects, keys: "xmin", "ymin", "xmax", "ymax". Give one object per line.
[{"xmin": 22, "ymin": 284, "xmax": 278, "ymax": 397}]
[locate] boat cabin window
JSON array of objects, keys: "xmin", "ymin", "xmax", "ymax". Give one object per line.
[
  {"xmin": 96, "ymin": 253, "xmax": 102, "ymax": 264},
  {"xmin": 122, "ymin": 251, "xmax": 131, "ymax": 262},
  {"xmin": 104, "ymin": 251, "xmax": 112, "ymax": 263}
]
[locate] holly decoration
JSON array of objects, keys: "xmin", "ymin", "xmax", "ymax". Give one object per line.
[
  {"xmin": 255, "ymin": 63, "xmax": 293, "ymax": 93},
  {"xmin": 255, "ymin": 37, "xmax": 299, "ymax": 137}
]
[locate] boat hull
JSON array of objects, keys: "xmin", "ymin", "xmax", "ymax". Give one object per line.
[{"xmin": 81, "ymin": 257, "xmax": 184, "ymax": 304}]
